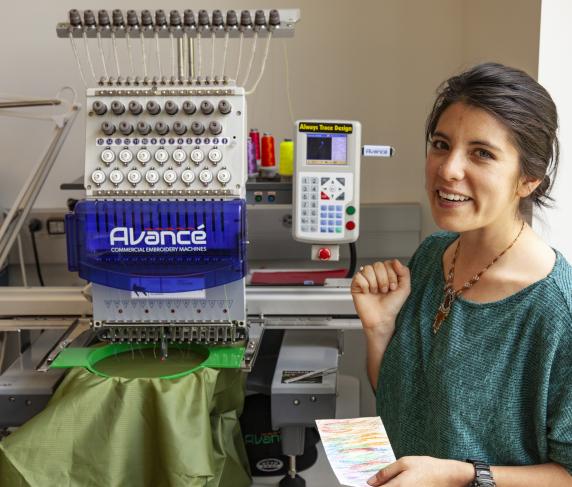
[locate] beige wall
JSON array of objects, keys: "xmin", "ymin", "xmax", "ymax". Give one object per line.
[
  {"xmin": 534, "ymin": 0, "xmax": 572, "ymax": 260},
  {"xmin": 0, "ymin": 0, "xmax": 541, "ymax": 237}
]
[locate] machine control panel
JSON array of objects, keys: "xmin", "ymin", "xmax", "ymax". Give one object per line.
[
  {"xmin": 292, "ymin": 120, "xmax": 361, "ymax": 243},
  {"xmin": 84, "ymin": 87, "xmax": 246, "ymax": 198}
]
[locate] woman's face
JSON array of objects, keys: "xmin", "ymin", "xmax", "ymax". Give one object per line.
[{"xmin": 425, "ymin": 102, "xmax": 525, "ymax": 234}]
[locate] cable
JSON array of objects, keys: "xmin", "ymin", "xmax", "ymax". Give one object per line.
[
  {"xmin": 28, "ymin": 219, "xmax": 44, "ymax": 286},
  {"xmin": 197, "ymin": 33, "xmax": 202, "ymax": 78},
  {"xmin": 69, "ymin": 33, "xmax": 88, "ymax": 88},
  {"xmin": 139, "ymin": 32, "xmax": 148, "ymax": 78},
  {"xmin": 82, "ymin": 32, "xmax": 98, "ymax": 83},
  {"xmin": 234, "ymin": 32, "xmax": 244, "ymax": 82},
  {"xmin": 126, "ymin": 33, "xmax": 136, "ymax": 78},
  {"xmin": 245, "ymin": 32, "xmax": 273, "ymax": 95},
  {"xmin": 97, "ymin": 31, "xmax": 109, "ymax": 80},
  {"xmin": 241, "ymin": 31, "xmax": 258, "ymax": 87},
  {"xmin": 16, "ymin": 233, "xmax": 28, "ymax": 287},
  {"xmin": 170, "ymin": 34, "xmax": 176, "ymax": 79},
  {"xmin": 346, "ymin": 242, "xmax": 357, "ymax": 278},
  {"xmin": 155, "ymin": 32, "xmax": 163, "ymax": 78},
  {"xmin": 221, "ymin": 31, "xmax": 229, "ymax": 78},
  {"xmin": 282, "ymin": 41, "xmax": 295, "ymax": 125},
  {"xmin": 111, "ymin": 32, "xmax": 121, "ymax": 78},
  {"xmin": 0, "ymin": 332, "xmax": 6, "ymax": 374},
  {"xmin": 210, "ymin": 32, "xmax": 216, "ymax": 80}
]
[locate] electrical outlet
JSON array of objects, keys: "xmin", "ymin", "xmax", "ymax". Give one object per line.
[{"xmin": 47, "ymin": 218, "xmax": 66, "ymax": 235}]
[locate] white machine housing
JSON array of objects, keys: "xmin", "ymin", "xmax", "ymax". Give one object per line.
[
  {"xmin": 292, "ymin": 120, "xmax": 361, "ymax": 244},
  {"xmin": 85, "ymin": 86, "xmax": 246, "ymax": 199}
]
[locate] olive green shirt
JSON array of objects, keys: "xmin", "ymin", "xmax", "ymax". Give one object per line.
[{"xmin": 377, "ymin": 232, "xmax": 572, "ymax": 474}]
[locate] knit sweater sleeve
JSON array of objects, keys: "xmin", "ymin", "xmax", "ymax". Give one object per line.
[{"xmin": 546, "ymin": 305, "xmax": 572, "ymax": 474}]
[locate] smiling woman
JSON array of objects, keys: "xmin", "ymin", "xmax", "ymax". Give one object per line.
[{"xmin": 351, "ymin": 63, "xmax": 572, "ymax": 487}]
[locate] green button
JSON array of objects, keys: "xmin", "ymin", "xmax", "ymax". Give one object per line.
[
  {"xmin": 255, "ymin": 195, "xmax": 262, "ymax": 202},
  {"xmin": 346, "ymin": 206, "xmax": 356, "ymax": 215},
  {"xmin": 336, "ymin": 227, "xmax": 342, "ymax": 233}
]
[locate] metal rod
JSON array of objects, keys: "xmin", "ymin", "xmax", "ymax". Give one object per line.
[
  {"xmin": 0, "ymin": 105, "xmax": 79, "ymax": 269},
  {"xmin": 177, "ymin": 37, "xmax": 185, "ymax": 81},
  {"xmin": 188, "ymin": 36, "xmax": 195, "ymax": 79},
  {"xmin": 0, "ymin": 100, "xmax": 61, "ymax": 109}
]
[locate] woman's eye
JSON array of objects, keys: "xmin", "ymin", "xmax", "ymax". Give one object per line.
[
  {"xmin": 475, "ymin": 149, "xmax": 494, "ymax": 159},
  {"xmin": 431, "ymin": 140, "xmax": 448, "ymax": 150}
]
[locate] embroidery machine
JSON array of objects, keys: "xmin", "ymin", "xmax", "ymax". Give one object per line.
[{"xmin": 0, "ymin": 8, "xmax": 420, "ymax": 486}]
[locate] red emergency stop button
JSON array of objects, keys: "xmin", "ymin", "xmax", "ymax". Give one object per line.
[
  {"xmin": 346, "ymin": 221, "xmax": 356, "ymax": 230},
  {"xmin": 318, "ymin": 248, "xmax": 331, "ymax": 260}
]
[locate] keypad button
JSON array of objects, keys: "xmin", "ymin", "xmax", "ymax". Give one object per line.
[
  {"xmin": 336, "ymin": 227, "xmax": 342, "ymax": 233},
  {"xmin": 302, "ymin": 225, "xmax": 309, "ymax": 232},
  {"xmin": 302, "ymin": 177, "xmax": 309, "ymax": 184}
]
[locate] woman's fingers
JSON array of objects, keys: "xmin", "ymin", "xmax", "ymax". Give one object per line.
[
  {"xmin": 361, "ymin": 265, "xmax": 379, "ymax": 293},
  {"xmin": 392, "ymin": 259, "xmax": 411, "ymax": 290},
  {"xmin": 367, "ymin": 459, "xmax": 404, "ymax": 486},
  {"xmin": 373, "ymin": 261, "xmax": 390, "ymax": 293},
  {"xmin": 351, "ymin": 270, "xmax": 370, "ymax": 293},
  {"xmin": 352, "ymin": 260, "xmax": 410, "ymax": 295},
  {"xmin": 384, "ymin": 260, "xmax": 398, "ymax": 291}
]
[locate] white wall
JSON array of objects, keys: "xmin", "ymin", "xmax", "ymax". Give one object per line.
[
  {"xmin": 534, "ymin": 0, "xmax": 572, "ymax": 260},
  {"xmin": 0, "ymin": 0, "xmax": 541, "ymax": 238}
]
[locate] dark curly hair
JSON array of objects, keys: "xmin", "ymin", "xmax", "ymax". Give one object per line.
[{"xmin": 425, "ymin": 62, "xmax": 559, "ymax": 209}]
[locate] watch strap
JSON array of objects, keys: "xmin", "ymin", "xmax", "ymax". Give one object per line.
[{"xmin": 466, "ymin": 459, "xmax": 496, "ymax": 487}]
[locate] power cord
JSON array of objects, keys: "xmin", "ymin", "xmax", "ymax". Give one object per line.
[
  {"xmin": 346, "ymin": 242, "xmax": 357, "ymax": 278},
  {"xmin": 28, "ymin": 218, "xmax": 44, "ymax": 286}
]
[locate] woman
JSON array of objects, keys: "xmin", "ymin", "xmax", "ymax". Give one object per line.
[{"xmin": 352, "ymin": 63, "xmax": 572, "ymax": 486}]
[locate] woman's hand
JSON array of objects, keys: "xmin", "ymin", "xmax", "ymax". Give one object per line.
[
  {"xmin": 367, "ymin": 456, "xmax": 474, "ymax": 486},
  {"xmin": 351, "ymin": 259, "xmax": 411, "ymax": 335}
]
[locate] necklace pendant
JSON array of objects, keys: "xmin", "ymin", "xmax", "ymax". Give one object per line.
[
  {"xmin": 432, "ymin": 309, "xmax": 448, "ymax": 334},
  {"xmin": 432, "ymin": 287, "xmax": 456, "ymax": 334}
]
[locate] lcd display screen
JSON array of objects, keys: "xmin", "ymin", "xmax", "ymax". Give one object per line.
[{"xmin": 306, "ymin": 133, "xmax": 348, "ymax": 165}]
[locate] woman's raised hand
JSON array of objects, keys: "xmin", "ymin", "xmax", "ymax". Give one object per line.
[{"xmin": 351, "ymin": 259, "xmax": 411, "ymax": 335}]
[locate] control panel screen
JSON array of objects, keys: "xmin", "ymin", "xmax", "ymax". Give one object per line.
[{"xmin": 306, "ymin": 133, "xmax": 347, "ymax": 165}]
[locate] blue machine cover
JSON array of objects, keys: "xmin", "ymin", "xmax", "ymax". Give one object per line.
[{"xmin": 66, "ymin": 200, "xmax": 247, "ymax": 293}]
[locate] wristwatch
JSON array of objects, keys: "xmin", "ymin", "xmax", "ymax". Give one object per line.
[{"xmin": 466, "ymin": 459, "xmax": 496, "ymax": 487}]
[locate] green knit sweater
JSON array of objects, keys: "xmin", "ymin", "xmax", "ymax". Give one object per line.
[{"xmin": 377, "ymin": 232, "xmax": 572, "ymax": 474}]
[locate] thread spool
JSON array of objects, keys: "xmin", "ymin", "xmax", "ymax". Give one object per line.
[
  {"xmin": 261, "ymin": 133, "xmax": 276, "ymax": 174},
  {"xmin": 247, "ymin": 138, "xmax": 258, "ymax": 177},
  {"xmin": 249, "ymin": 129, "xmax": 261, "ymax": 162},
  {"xmin": 279, "ymin": 139, "xmax": 294, "ymax": 177}
]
